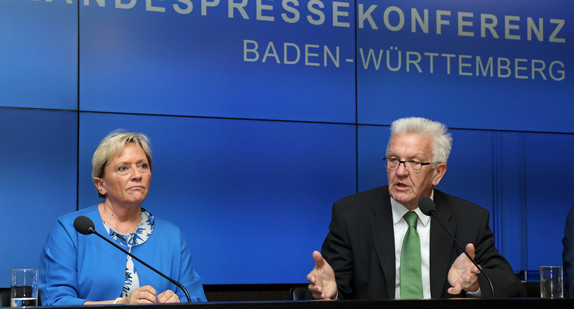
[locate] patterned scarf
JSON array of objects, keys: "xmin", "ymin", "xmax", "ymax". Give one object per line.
[{"xmin": 103, "ymin": 208, "xmax": 155, "ymax": 297}]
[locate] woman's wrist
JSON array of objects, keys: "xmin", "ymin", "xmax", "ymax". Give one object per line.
[{"xmin": 113, "ymin": 297, "xmax": 124, "ymax": 304}]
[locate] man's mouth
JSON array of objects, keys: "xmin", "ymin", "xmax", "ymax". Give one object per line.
[{"xmin": 395, "ymin": 182, "xmax": 409, "ymax": 189}]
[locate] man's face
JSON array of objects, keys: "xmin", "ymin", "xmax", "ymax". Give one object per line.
[{"xmin": 386, "ymin": 133, "xmax": 447, "ymax": 210}]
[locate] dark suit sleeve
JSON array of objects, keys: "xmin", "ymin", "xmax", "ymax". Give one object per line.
[
  {"xmin": 563, "ymin": 205, "xmax": 574, "ymax": 298},
  {"xmin": 321, "ymin": 202, "xmax": 354, "ymax": 299},
  {"xmin": 471, "ymin": 208, "xmax": 525, "ymax": 298}
]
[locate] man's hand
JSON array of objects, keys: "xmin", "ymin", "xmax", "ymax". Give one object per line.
[
  {"xmin": 306, "ymin": 251, "xmax": 338, "ymax": 300},
  {"xmin": 447, "ymin": 243, "xmax": 481, "ymax": 295}
]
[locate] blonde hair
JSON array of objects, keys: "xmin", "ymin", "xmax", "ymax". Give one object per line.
[{"xmin": 92, "ymin": 129, "xmax": 152, "ymax": 198}]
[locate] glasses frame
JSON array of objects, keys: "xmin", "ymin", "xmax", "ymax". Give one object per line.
[{"xmin": 382, "ymin": 157, "xmax": 432, "ymax": 172}]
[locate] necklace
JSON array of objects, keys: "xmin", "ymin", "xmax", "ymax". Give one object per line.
[{"xmin": 98, "ymin": 202, "xmax": 140, "ymax": 234}]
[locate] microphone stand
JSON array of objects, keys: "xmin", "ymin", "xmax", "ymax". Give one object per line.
[
  {"xmin": 427, "ymin": 211, "xmax": 495, "ymax": 298},
  {"xmin": 87, "ymin": 226, "xmax": 192, "ymax": 303}
]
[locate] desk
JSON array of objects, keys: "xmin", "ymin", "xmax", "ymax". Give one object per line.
[{"xmin": 6, "ymin": 299, "xmax": 570, "ymax": 309}]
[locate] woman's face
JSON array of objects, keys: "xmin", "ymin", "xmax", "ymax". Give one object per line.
[{"xmin": 94, "ymin": 143, "xmax": 151, "ymax": 207}]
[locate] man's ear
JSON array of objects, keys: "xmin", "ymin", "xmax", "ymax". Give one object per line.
[{"xmin": 432, "ymin": 163, "xmax": 447, "ymax": 186}]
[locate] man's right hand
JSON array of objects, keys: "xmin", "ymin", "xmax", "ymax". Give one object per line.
[{"xmin": 306, "ymin": 251, "xmax": 338, "ymax": 300}]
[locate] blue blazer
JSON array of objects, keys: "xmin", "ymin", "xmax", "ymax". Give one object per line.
[{"xmin": 39, "ymin": 205, "xmax": 207, "ymax": 306}]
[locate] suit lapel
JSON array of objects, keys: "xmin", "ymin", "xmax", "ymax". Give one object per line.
[
  {"xmin": 369, "ymin": 188, "xmax": 396, "ymax": 299},
  {"xmin": 429, "ymin": 192, "xmax": 456, "ymax": 298}
]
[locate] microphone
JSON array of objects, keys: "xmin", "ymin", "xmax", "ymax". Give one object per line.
[
  {"xmin": 73, "ymin": 216, "xmax": 192, "ymax": 303},
  {"xmin": 418, "ymin": 197, "xmax": 495, "ymax": 298}
]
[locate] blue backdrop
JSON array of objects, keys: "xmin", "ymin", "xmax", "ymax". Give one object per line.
[{"xmin": 0, "ymin": 0, "xmax": 572, "ymax": 286}]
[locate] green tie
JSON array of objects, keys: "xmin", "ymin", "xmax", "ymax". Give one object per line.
[{"xmin": 400, "ymin": 211, "xmax": 423, "ymax": 299}]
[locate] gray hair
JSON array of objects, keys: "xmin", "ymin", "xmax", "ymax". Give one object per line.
[
  {"xmin": 386, "ymin": 117, "xmax": 452, "ymax": 163},
  {"xmin": 92, "ymin": 129, "xmax": 153, "ymax": 198}
]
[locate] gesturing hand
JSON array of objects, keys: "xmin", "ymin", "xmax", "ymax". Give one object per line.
[
  {"xmin": 447, "ymin": 243, "xmax": 481, "ymax": 295},
  {"xmin": 306, "ymin": 251, "xmax": 338, "ymax": 300}
]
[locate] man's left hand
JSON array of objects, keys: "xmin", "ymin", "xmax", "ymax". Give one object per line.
[{"xmin": 447, "ymin": 243, "xmax": 481, "ymax": 294}]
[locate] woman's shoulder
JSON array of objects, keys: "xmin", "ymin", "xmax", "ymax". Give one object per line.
[
  {"xmin": 152, "ymin": 216, "xmax": 181, "ymax": 232},
  {"xmin": 147, "ymin": 214, "xmax": 187, "ymax": 241},
  {"xmin": 56, "ymin": 204, "xmax": 100, "ymax": 225}
]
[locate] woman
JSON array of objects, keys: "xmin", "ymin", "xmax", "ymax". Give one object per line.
[{"xmin": 39, "ymin": 130, "xmax": 207, "ymax": 305}]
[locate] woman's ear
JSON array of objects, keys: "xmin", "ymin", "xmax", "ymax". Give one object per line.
[{"xmin": 93, "ymin": 177, "xmax": 106, "ymax": 196}]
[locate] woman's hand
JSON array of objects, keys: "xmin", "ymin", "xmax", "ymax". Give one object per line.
[
  {"xmin": 157, "ymin": 290, "xmax": 181, "ymax": 303},
  {"xmin": 122, "ymin": 285, "xmax": 158, "ymax": 304},
  {"xmin": 110, "ymin": 286, "xmax": 180, "ymax": 304}
]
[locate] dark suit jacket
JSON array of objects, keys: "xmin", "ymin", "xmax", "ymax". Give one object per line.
[
  {"xmin": 321, "ymin": 186, "xmax": 525, "ymax": 299},
  {"xmin": 562, "ymin": 205, "xmax": 574, "ymax": 298}
]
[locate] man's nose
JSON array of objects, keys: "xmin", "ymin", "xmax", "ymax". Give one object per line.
[{"xmin": 395, "ymin": 161, "xmax": 409, "ymax": 175}]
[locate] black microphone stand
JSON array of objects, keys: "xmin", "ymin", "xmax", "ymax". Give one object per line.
[
  {"xmin": 419, "ymin": 197, "xmax": 495, "ymax": 298},
  {"xmin": 428, "ymin": 213, "xmax": 496, "ymax": 298},
  {"xmin": 86, "ymin": 225, "xmax": 192, "ymax": 303}
]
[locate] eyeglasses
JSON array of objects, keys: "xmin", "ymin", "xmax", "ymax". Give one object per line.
[
  {"xmin": 115, "ymin": 163, "xmax": 150, "ymax": 175},
  {"xmin": 382, "ymin": 157, "xmax": 432, "ymax": 172}
]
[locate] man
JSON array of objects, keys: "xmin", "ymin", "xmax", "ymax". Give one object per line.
[
  {"xmin": 562, "ymin": 205, "xmax": 574, "ymax": 298},
  {"xmin": 307, "ymin": 117, "xmax": 524, "ymax": 300}
]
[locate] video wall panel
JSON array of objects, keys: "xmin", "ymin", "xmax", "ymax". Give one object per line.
[
  {"xmin": 0, "ymin": 109, "xmax": 78, "ymax": 287},
  {"xmin": 491, "ymin": 131, "xmax": 528, "ymax": 271},
  {"xmin": 357, "ymin": 0, "xmax": 574, "ymax": 133},
  {"xmin": 1, "ymin": 0, "xmax": 573, "ymax": 287},
  {"xmin": 79, "ymin": 1, "xmax": 356, "ymax": 123},
  {"xmin": 525, "ymin": 133, "xmax": 574, "ymax": 269},
  {"xmin": 0, "ymin": 0, "xmax": 77, "ymax": 109},
  {"xmin": 78, "ymin": 113, "xmax": 357, "ymax": 284},
  {"xmin": 358, "ymin": 125, "xmax": 495, "ymax": 216},
  {"xmin": 358, "ymin": 126, "xmax": 574, "ymax": 272}
]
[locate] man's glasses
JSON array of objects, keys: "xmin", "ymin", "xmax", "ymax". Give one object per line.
[{"xmin": 382, "ymin": 157, "xmax": 432, "ymax": 172}]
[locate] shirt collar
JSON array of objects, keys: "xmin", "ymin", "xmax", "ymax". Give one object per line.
[
  {"xmin": 390, "ymin": 190, "xmax": 433, "ymax": 227},
  {"xmin": 103, "ymin": 208, "xmax": 155, "ymax": 247}
]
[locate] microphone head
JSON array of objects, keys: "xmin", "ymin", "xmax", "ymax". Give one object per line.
[
  {"xmin": 74, "ymin": 216, "xmax": 95, "ymax": 235},
  {"xmin": 418, "ymin": 197, "xmax": 436, "ymax": 216}
]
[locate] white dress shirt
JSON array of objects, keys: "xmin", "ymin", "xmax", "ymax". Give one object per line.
[{"xmin": 390, "ymin": 192, "xmax": 481, "ymax": 299}]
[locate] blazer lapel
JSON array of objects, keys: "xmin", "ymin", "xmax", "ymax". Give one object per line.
[
  {"xmin": 429, "ymin": 193, "xmax": 456, "ymax": 298},
  {"xmin": 369, "ymin": 188, "xmax": 396, "ymax": 299}
]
